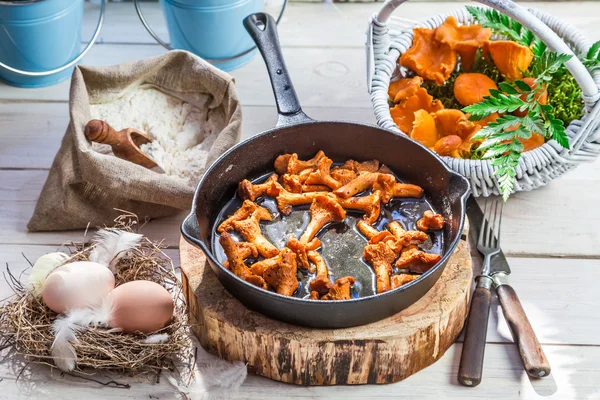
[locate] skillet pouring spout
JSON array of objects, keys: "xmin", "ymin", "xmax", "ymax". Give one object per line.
[{"xmin": 180, "ymin": 12, "xmax": 470, "ymax": 328}]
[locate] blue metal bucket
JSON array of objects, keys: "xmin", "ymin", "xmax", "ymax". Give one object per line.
[
  {"xmin": 0, "ymin": 0, "xmax": 105, "ymax": 88},
  {"xmin": 135, "ymin": 0, "xmax": 287, "ymax": 71}
]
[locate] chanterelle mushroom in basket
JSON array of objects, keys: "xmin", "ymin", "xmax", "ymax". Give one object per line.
[
  {"xmin": 373, "ymin": 174, "xmax": 424, "ymax": 203},
  {"xmin": 363, "ymin": 242, "xmax": 396, "ymax": 293},
  {"xmin": 304, "ymin": 157, "xmax": 342, "ymax": 190},
  {"xmin": 263, "ymin": 248, "xmax": 298, "ymax": 296},
  {"xmin": 308, "ymin": 251, "xmax": 332, "ymax": 295},
  {"xmin": 299, "ymin": 195, "xmax": 346, "ymax": 244},
  {"xmin": 416, "ymin": 210, "xmax": 445, "ymax": 231},
  {"xmin": 218, "ymin": 200, "xmax": 272, "ymax": 233},
  {"xmin": 335, "ymin": 191, "xmax": 382, "ymax": 224},
  {"xmin": 219, "ymin": 232, "xmax": 268, "ymax": 289},
  {"xmin": 238, "ymin": 174, "xmax": 279, "ymax": 201}
]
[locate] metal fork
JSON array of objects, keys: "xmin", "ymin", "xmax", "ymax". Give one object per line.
[
  {"xmin": 458, "ymin": 197, "xmax": 503, "ymax": 387},
  {"xmin": 478, "ymin": 198, "xmax": 504, "ymax": 273},
  {"xmin": 459, "ymin": 197, "xmax": 550, "ymax": 387}
]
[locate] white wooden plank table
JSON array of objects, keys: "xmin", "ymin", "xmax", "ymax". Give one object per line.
[{"xmin": 1, "ymin": 2, "xmax": 599, "ymax": 399}]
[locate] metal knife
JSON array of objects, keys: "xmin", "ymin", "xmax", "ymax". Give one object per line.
[{"xmin": 459, "ymin": 196, "xmax": 550, "ymax": 386}]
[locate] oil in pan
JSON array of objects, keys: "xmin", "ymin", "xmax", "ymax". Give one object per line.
[{"xmin": 212, "ymin": 169, "xmax": 443, "ymax": 300}]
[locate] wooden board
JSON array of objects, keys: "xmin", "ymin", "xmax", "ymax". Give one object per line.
[
  {"xmin": 179, "ymin": 231, "xmax": 473, "ymax": 385},
  {"xmin": 3, "ymin": 2, "xmax": 600, "ymax": 398}
]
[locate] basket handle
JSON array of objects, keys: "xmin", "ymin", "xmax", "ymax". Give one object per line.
[
  {"xmin": 0, "ymin": 0, "xmax": 106, "ymax": 76},
  {"xmin": 369, "ymin": 0, "xmax": 599, "ymax": 99},
  {"xmin": 134, "ymin": 0, "xmax": 288, "ymax": 63}
]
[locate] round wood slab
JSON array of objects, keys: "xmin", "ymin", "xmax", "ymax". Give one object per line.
[{"xmin": 180, "ymin": 224, "xmax": 472, "ymax": 385}]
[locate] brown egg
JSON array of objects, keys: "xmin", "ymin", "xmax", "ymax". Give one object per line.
[{"xmin": 107, "ymin": 280, "xmax": 174, "ymax": 334}]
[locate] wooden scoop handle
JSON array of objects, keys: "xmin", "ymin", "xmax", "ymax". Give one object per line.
[
  {"xmin": 85, "ymin": 119, "xmax": 123, "ymax": 147},
  {"xmin": 84, "ymin": 119, "xmax": 158, "ymax": 169}
]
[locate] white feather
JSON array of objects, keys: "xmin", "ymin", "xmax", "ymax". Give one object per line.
[
  {"xmin": 199, "ymin": 360, "xmax": 248, "ymax": 392},
  {"xmin": 27, "ymin": 252, "xmax": 70, "ymax": 296},
  {"xmin": 143, "ymin": 333, "xmax": 169, "ymax": 344},
  {"xmin": 165, "ymin": 337, "xmax": 247, "ymax": 399},
  {"xmin": 88, "ymin": 229, "xmax": 142, "ymax": 272},
  {"xmin": 50, "ymin": 297, "xmax": 113, "ymax": 371}
]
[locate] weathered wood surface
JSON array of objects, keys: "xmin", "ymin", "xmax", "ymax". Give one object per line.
[
  {"xmin": 179, "ymin": 232, "xmax": 473, "ymax": 385},
  {"xmin": 1, "ymin": 1, "xmax": 600, "ymax": 398}
]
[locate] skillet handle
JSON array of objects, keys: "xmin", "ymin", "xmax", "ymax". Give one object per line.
[
  {"xmin": 243, "ymin": 13, "xmax": 312, "ymax": 127},
  {"xmin": 180, "ymin": 212, "xmax": 203, "ymax": 248}
]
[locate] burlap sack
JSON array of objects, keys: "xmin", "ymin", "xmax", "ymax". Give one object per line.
[{"xmin": 28, "ymin": 51, "xmax": 241, "ymax": 231}]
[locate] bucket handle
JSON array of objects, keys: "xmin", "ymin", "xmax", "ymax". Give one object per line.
[
  {"xmin": 0, "ymin": 0, "xmax": 106, "ymax": 76},
  {"xmin": 134, "ymin": 0, "xmax": 288, "ymax": 62}
]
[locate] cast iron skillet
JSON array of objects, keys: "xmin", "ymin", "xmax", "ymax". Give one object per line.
[{"xmin": 181, "ymin": 12, "xmax": 470, "ymax": 328}]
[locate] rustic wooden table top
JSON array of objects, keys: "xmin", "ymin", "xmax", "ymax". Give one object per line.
[{"xmin": 1, "ymin": 2, "xmax": 599, "ymax": 399}]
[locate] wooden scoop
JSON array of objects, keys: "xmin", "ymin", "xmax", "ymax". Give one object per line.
[{"xmin": 84, "ymin": 119, "xmax": 158, "ymax": 169}]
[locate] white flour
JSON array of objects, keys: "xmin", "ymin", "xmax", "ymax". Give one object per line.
[{"xmin": 90, "ymin": 85, "xmax": 222, "ymax": 187}]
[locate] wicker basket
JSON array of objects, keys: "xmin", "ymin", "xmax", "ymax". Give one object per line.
[{"xmin": 367, "ymin": 0, "xmax": 600, "ymax": 197}]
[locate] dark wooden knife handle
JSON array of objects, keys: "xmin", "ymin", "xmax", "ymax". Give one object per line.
[
  {"xmin": 458, "ymin": 276, "xmax": 492, "ymax": 387},
  {"xmin": 496, "ymin": 283, "xmax": 551, "ymax": 378}
]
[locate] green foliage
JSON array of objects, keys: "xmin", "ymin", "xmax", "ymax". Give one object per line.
[
  {"xmin": 462, "ymin": 90, "xmax": 525, "ymax": 119},
  {"xmin": 471, "ymin": 48, "xmax": 502, "ymax": 83},
  {"xmin": 464, "ymin": 7, "xmax": 586, "ymax": 199},
  {"xmin": 466, "ymin": 6, "xmax": 545, "ymax": 53},
  {"xmin": 530, "ymin": 52, "xmax": 573, "ymax": 82},
  {"xmin": 463, "ymin": 65, "xmax": 572, "ymax": 199},
  {"xmin": 547, "ymin": 68, "xmax": 583, "ymax": 125},
  {"xmin": 421, "ymin": 49, "xmax": 502, "ymax": 109},
  {"xmin": 421, "ymin": 72, "xmax": 462, "ymax": 109},
  {"xmin": 579, "ymin": 40, "xmax": 600, "ymax": 71},
  {"xmin": 391, "ymin": 8, "xmax": 598, "ymax": 199}
]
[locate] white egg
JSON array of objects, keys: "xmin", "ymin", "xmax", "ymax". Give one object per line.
[{"xmin": 42, "ymin": 261, "xmax": 115, "ymax": 313}]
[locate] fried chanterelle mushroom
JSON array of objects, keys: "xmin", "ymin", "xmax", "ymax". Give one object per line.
[
  {"xmin": 238, "ymin": 174, "xmax": 279, "ymax": 201},
  {"xmin": 271, "ymin": 183, "xmax": 328, "ymax": 215},
  {"xmin": 219, "ymin": 232, "xmax": 268, "ymax": 289},
  {"xmin": 358, "ymin": 219, "xmax": 441, "ymax": 292},
  {"xmin": 230, "ymin": 212, "xmax": 279, "ymax": 258},
  {"xmin": 391, "ymin": 273, "xmax": 419, "ymax": 289},
  {"xmin": 299, "ymin": 195, "xmax": 346, "ymax": 244},
  {"xmin": 416, "ymin": 210, "xmax": 445, "ymax": 231},
  {"xmin": 216, "ymin": 150, "xmax": 435, "ymax": 300},
  {"xmin": 311, "ymin": 276, "xmax": 356, "ymax": 301},
  {"xmin": 263, "ymin": 248, "xmax": 299, "ymax": 296},
  {"xmin": 308, "ymin": 251, "xmax": 332, "ymax": 295},
  {"xmin": 396, "ymin": 246, "xmax": 441, "ymax": 273},
  {"xmin": 363, "ymin": 242, "xmax": 396, "ymax": 293}
]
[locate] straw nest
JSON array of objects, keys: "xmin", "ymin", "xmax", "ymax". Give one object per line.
[{"xmin": 0, "ymin": 216, "xmax": 192, "ymax": 375}]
